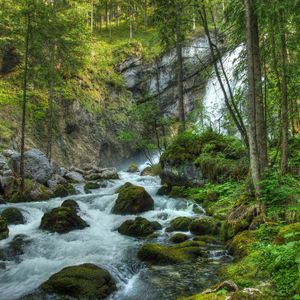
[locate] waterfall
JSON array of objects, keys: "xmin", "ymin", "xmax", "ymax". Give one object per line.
[{"xmin": 198, "ymin": 45, "xmax": 246, "ymax": 132}]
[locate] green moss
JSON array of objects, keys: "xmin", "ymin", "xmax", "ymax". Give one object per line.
[
  {"xmin": 61, "ymin": 199, "xmax": 79, "ymax": 212},
  {"xmin": 141, "ymin": 164, "xmax": 161, "ymax": 176},
  {"xmin": 169, "ymin": 233, "xmax": 189, "ymax": 243},
  {"xmin": 189, "ymin": 217, "xmax": 219, "ymax": 236},
  {"xmin": 54, "ymin": 183, "xmax": 76, "ymax": 198},
  {"xmin": 170, "ymin": 186, "xmax": 188, "ymax": 198},
  {"xmin": 0, "ymin": 217, "xmax": 9, "ymax": 240},
  {"xmin": 41, "ymin": 263, "xmax": 116, "ymax": 299},
  {"xmin": 1, "ymin": 207, "xmax": 24, "ymax": 225},
  {"xmin": 166, "ymin": 217, "xmax": 193, "ymax": 232},
  {"xmin": 178, "ymin": 292, "xmax": 226, "ymax": 300},
  {"xmin": 84, "ymin": 182, "xmax": 101, "ymax": 194},
  {"xmin": 127, "ymin": 163, "xmax": 139, "ymax": 173},
  {"xmin": 227, "ymin": 231, "xmax": 256, "ymax": 258},
  {"xmin": 274, "ymin": 222, "xmax": 300, "ymax": 244},
  {"xmin": 137, "ymin": 241, "xmax": 205, "ymax": 265}
]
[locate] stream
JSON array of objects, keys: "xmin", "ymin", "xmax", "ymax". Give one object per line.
[{"xmin": 0, "ymin": 160, "xmax": 232, "ymax": 300}]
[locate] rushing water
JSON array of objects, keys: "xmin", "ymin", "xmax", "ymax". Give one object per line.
[{"xmin": 0, "ymin": 161, "xmax": 231, "ymax": 300}]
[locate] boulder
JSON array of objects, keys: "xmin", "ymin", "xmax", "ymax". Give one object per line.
[
  {"xmin": 41, "ymin": 263, "xmax": 116, "ymax": 299},
  {"xmin": 84, "ymin": 182, "xmax": 101, "ymax": 194},
  {"xmin": 53, "ymin": 183, "xmax": 76, "ymax": 198},
  {"xmin": 0, "ymin": 217, "xmax": 9, "ymax": 240},
  {"xmin": 112, "ymin": 182, "xmax": 154, "ymax": 215},
  {"xmin": 64, "ymin": 171, "xmax": 84, "ymax": 183},
  {"xmin": 10, "ymin": 149, "xmax": 53, "ymax": 184},
  {"xmin": 189, "ymin": 217, "xmax": 219, "ymax": 235},
  {"xmin": 157, "ymin": 185, "xmax": 172, "ymax": 196},
  {"xmin": 137, "ymin": 241, "xmax": 206, "ymax": 265},
  {"xmin": 84, "ymin": 167, "xmax": 119, "ymax": 181},
  {"xmin": 2, "ymin": 149, "xmax": 18, "ymax": 158},
  {"xmin": 40, "ymin": 207, "xmax": 88, "ymax": 234},
  {"xmin": 127, "ymin": 163, "xmax": 139, "ymax": 173},
  {"xmin": 118, "ymin": 217, "xmax": 161, "ymax": 237},
  {"xmin": 61, "ymin": 199, "xmax": 80, "ymax": 212},
  {"xmin": 47, "ymin": 174, "xmax": 67, "ymax": 191},
  {"xmin": 1, "ymin": 207, "xmax": 25, "ymax": 224},
  {"xmin": 169, "ymin": 233, "xmax": 189, "ymax": 244},
  {"xmin": 226, "ymin": 231, "xmax": 256, "ymax": 258},
  {"xmin": 166, "ymin": 216, "xmax": 193, "ymax": 232}
]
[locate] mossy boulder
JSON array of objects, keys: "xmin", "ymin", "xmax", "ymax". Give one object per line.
[
  {"xmin": 61, "ymin": 199, "xmax": 79, "ymax": 212},
  {"xmin": 141, "ymin": 164, "xmax": 161, "ymax": 176},
  {"xmin": 230, "ymin": 290, "xmax": 267, "ymax": 300},
  {"xmin": 274, "ymin": 222, "xmax": 300, "ymax": 244},
  {"xmin": 193, "ymin": 235, "xmax": 218, "ymax": 243},
  {"xmin": 178, "ymin": 293, "xmax": 226, "ymax": 300},
  {"xmin": 112, "ymin": 182, "xmax": 154, "ymax": 215},
  {"xmin": 137, "ymin": 241, "xmax": 205, "ymax": 265},
  {"xmin": 169, "ymin": 233, "xmax": 189, "ymax": 243},
  {"xmin": 226, "ymin": 230, "xmax": 256, "ymax": 258},
  {"xmin": 157, "ymin": 185, "xmax": 172, "ymax": 196},
  {"xmin": 41, "ymin": 263, "xmax": 116, "ymax": 299},
  {"xmin": 0, "ymin": 217, "xmax": 9, "ymax": 240},
  {"xmin": 53, "ymin": 183, "xmax": 76, "ymax": 198},
  {"xmin": 40, "ymin": 207, "xmax": 88, "ymax": 234},
  {"xmin": 189, "ymin": 217, "xmax": 219, "ymax": 235},
  {"xmin": 84, "ymin": 182, "xmax": 100, "ymax": 194},
  {"xmin": 118, "ymin": 217, "xmax": 161, "ymax": 237},
  {"xmin": 127, "ymin": 163, "xmax": 139, "ymax": 173},
  {"xmin": 166, "ymin": 216, "xmax": 193, "ymax": 232},
  {"xmin": 1, "ymin": 207, "xmax": 25, "ymax": 224}
]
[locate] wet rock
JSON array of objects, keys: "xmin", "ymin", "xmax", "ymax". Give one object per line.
[
  {"xmin": 41, "ymin": 263, "xmax": 117, "ymax": 299},
  {"xmin": 0, "ymin": 195, "xmax": 5, "ymax": 204},
  {"xmin": 169, "ymin": 233, "xmax": 189, "ymax": 244},
  {"xmin": 2, "ymin": 149, "xmax": 18, "ymax": 158},
  {"xmin": 84, "ymin": 182, "xmax": 100, "ymax": 194},
  {"xmin": 118, "ymin": 217, "xmax": 161, "ymax": 237},
  {"xmin": 10, "ymin": 149, "xmax": 53, "ymax": 184},
  {"xmin": 53, "ymin": 183, "xmax": 76, "ymax": 198},
  {"xmin": 47, "ymin": 174, "xmax": 67, "ymax": 191},
  {"xmin": 141, "ymin": 167, "xmax": 154, "ymax": 176},
  {"xmin": 127, "ymin": 163, "xmax": 139, "ymax": 173},
  {"xmin": 112, "ymin": 182, "xmax": 154, "ymax": 215},
  {"xmin": 216, "ymin": 280, "xmax": 239, "ymax": 292},
  {"xmin": 157, "ymin": 185, "xmax": 172, "ymax": 196},
  {"xmin": 84, "ymin": 167, "xmax": 119, "ymax": 181},
  {"xmin": 137, "ymin": 241, "xmax": 205, "ymax": 265},
  {"xmin": 193, "ymin": 235, "xmax": 218, "ymax": 243},
  {"xmin": 40, "ymin": 207, "xmax": 88, "ymax": 234},
  {"xmin": 0, "ymin": 217, "xmax": 9, "ymax": 240},
  {"xmin": 166, "ymin": 217, "xmax": 193, "ymax": 232},
  {"xmin": 189, "ymin": 217, "xmax": 219, "ymax": 235},
  {"xmin": 61, "ymin": 199, "xmax": 79, "ymax": 212},
  {"xmin": 1, "ymin": 207, "xmax": 25, "ymax": 224},
  {"xmin": 64, "ymin": 171, "xmax": 84, "ymax": 183},
  {"xmin": 151, "ymin": 221, "xmax": 162, "ymax": 230}
]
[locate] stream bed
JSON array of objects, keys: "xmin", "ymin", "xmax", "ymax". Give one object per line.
[{"xmin": 0, "ymin": 164, "xmax": 232, "ymax": 300}]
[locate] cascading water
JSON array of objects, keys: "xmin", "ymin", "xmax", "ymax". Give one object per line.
[
  {"xmin": 199, "ymin": 45, "xmax": 246, "ymax": 132},
  {"xmin": 0, "ymin": 159, "xmax": 232, "ymax": 300}
]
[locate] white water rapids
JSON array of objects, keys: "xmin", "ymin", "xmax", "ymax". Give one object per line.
[{"xmin": 0, "ymin": 161, "xmax": 231, "ymax": 300}]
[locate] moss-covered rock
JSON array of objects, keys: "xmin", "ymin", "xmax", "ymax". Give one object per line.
[
  {"xmin": 84, "ymin": 182, "xmax": 101, "ymax": 194},
  {"xmin": 118, "ymin": 217, "xmax": 161, "ymax": 237},
  {"xmin": 0, "ymin": 217, "xmax": 9, "ymax": 240},
  {"xmin": 169, "ymin": 233, "xmax": 189, "ymax": 243},
  {"xmin": 41, "ymin": 263, "xmax": 116, "ymax": 299},
  {"xmin": 193, "ymin": 235, "xmax": 218, "ymax": 243},
  {"xmin": 157, "ymin": 185, "xmax": 172, "ymax": 196},
  {"xmin": 40, "ymin": 207, "xmax": 88, "ymax": 234},
  {"xmin": 166, "ymin": 216, "xmax": 193, "ymax": 232},
  {"xmin": 189, "ymin": 217, "xmax": 219, "ymax": 235},
  {"xmin": 127, "ymin": 163, "xmax": 139, "ymax": 173},
  {"xmin": 1, "ymin": 207, "xmax": 25, "ymax": 224},
  {"xmin": 274, "ymin": 222, "xmax": 300, "ymax": 244},
  {"xmin": 61, "ymin": 199, "xmax": 79, "ymax": 212},
  {"xmin": 178, "ymin": 292, "xmax": 226, "ymax": 300},
  {"xmin": 230, "ymin": 290, "xmax": 267, "ymax": 300},
  {"xmin": 137, "ymin": 241, "xmax": 205, "ymax": 265},
  {"xmin": 112, "ymin": 182, "xmax": 154, "ymax": 215},
  {"xmin": 226, "ymin": 231, "xmax": 256, "ymax": 258},
  {"xmin": 53, "ymin": 183, "xmax": 76, "ymax": 198},
  {"xmin": 141, "ymin": 164, "xmax": 161, "ymax": 176}
]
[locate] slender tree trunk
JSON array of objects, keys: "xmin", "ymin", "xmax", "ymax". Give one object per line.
[
  {"xmin": 175, "ymin": 2, "xmax": 185, "ymax": 132},
  {"xmin": 129, "ymin": 0, "xmax": 133, "ymax": 40},
  {"xmin": 279, "ymin": 9, "xmax": 289, "ymax": 173},
  {"xmin": 109, "ymin": 0, "xmax": 112, "ymax": 39},
  {"xmin": 91, "ymin": 0, "xmax": 94, "ymax": 32},
  {"xmin": 20, "ymin": 12, "xmax": 31, "ymax": 191}
]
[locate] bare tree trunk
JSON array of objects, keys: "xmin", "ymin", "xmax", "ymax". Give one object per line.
[
  {"xmin": 279, "ymin": 9, "xmax": 289, "ymax": 174},
  {"xmin": 129, "ymin": 0, "xmax": 133, "ymax": 40},
  {"xmin": 91, "ymin": 0, "xmax": 94, "ymax": 32},
  {"xmin": 175, "ymin": 2, "xmax": 185, "ymax": 132},
  {"xmin": 20, "ymin": 12, "xmax": 31, "ymax": 191}
]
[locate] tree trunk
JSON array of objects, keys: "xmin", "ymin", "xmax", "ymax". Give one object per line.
[
  {"xmin": 175, "ymin": 2, "xmax": 185, "ymax": 132},
  {"xmin": 129, "ymin": 0, "xmax": 133, "ymax": 40},
  {"xmin": 20, "ymin": 12, "xmax": 31, "ymax": 191},
  {"xmin": 91, "ymin": 0, "xmax": 94, "ymax": 32}
]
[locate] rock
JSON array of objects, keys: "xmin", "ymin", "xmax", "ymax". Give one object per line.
[
  {"xmin": 137, "ymin": 241, "xmax": 205, "ymax": 265},
  {"xmin": 127, "ymin": 163, "xmax": 139, "ymax": 173},
  {"xmin": 193, "ymin": 235, "xmax": 218, "ymax": 243},
  {"xmin": 112, "ymin": 182, "xmax": 154, "ymax": 215},
  {"xmin": 41, "ymin": 263, "xmax": 117, "ymax": 299},
  {"xmin": 64, "ymin": 171, "xmax": 84, "ymax": 183},
  {"xmin": 215, "ymin": 280, "xmax": 239, "ymax": 292},
  {"xmin": 1, "ymin": 207, "xmax": 25, "ymax": 224},
  {"xmin": 0, "ymin": 177, "xmax": 4, "ymax": 195},
  {"xmin": 61, "ymin": 199, "xmax": 79, "ymax": 212},
  {"xmin": 151, "ymin": 221, "xmax": 162, "ymax": 230},
  {"xmin": 141, "ymin": 167, "xmax": 153, "ymax": 176},
  {"xmin": 50, "ymin": 161, "xmax": 65, "ymax": 177},
  {"xmin": 47, "ymin": 174, "xmax": 67, "ymax": 191},
  {"xmin": 40, "ymin": 207, "xmax": 88, "ymax": 234},
  {"xmin": 118, "ymin": 217, "xmax": 161, "ymax": 237},
  {"xmin": 84, "ymin": 182, "xmax": 101, "ymax": 193},
  {"xmin": 0, "ymin": 217, "xmax": 9, "ymax": 240},
  {"xmin": 10, "ymin": 149, "xmax": 53, "ymax": 184},
  {"xmin": 226, "ymin": 230, "xmax": 256, "ymax": 258},
  {"xmin": 178, "ymin": 292, "xmax": 226, "ymax": 299},
  {"xmin": 0, "ymin": 196, "xmax": 5, "ymax": 204},
  {"xmin": 274, "ymin": 222, "xmax": 300, "ymax": 244},
  {"xmin": 166, "ymin": 216, "xmax": 193, "ymax": 232},
  {"xmin": 0, "ymin": 156, "xmax": 7, "ymax": 170},
  {"xmin": 2, "ymin": 149, "xmax": 18, "ymax": 158},
  {"xmin": 169, "ymin": 233, "xmax": 189, "ymax": 243},
  {"xmin": 84, "ymin": 167, "xmax": 119, "ymax": 181},
  {"xmin": 157, "ymin": 185, "xmax": 172, "ymax": 196},
  {"xmin": 230, "ymin": 289, "xmax": 265, "ymax": 300},
  {"xmin": 189, "ymin": 217, "xmax": 219, "ymax": 235},
  {"xmin": 53, "ymin": 183, "xmax": 76, "ymax": 198}
]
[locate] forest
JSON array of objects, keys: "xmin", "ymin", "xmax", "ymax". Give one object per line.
[{"xmin": 0, "ymin": 0, "xmax": 299, "ymax": 299}]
